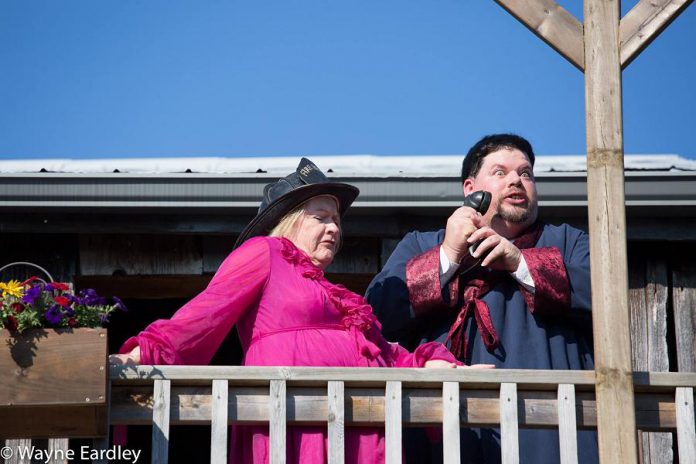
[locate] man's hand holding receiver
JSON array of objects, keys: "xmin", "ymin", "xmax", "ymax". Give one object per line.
[
  {"xmin": 441, "ymin": 206, "xmax": 482, "ymax": 265},
  {"xmin": 467, "ymin": 226, "xmax": 522, "ymax": 272}
]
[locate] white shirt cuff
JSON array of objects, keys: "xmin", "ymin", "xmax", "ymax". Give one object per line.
[
  {"xmin": 511, "ymin": 255, "xmax": 535, "ymax": 293},
  {"xmin": 439, "ymin": 245, "xmax": 460, "ymax": 283}
]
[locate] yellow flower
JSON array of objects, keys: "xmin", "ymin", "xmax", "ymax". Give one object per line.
[{"xmin": 0, "ymin": 280, "xmax": 24, "ymax": 298}]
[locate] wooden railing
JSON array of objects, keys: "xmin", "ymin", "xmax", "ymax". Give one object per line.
[{"xmin": 3, "ymin": 367, "xmax": 695, "ymax": 464}]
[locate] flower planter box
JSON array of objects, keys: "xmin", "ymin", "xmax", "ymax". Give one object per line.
[{"xmin": 0, "ymin": 328, "xmax": 108, "ymax": 439}]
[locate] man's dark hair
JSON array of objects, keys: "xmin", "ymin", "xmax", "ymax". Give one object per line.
[{"xmin": 461, "ymin": 134, "xmax": 535, "ymax": 182}]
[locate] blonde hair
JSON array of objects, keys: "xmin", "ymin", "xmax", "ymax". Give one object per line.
[
  {"xmin": 269, "ymin": 196, "xmax": 342, "ymax": 250},
  {"xmin": 269, "ymin": 205, "xmax": 305, "ymax": 239}
]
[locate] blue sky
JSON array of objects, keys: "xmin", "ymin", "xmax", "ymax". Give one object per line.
[{"xmin": 1, "ymin": 1, "xmax": 694, "ymax": 160}]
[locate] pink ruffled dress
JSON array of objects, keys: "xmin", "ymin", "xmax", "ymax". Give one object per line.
[{"xmin": 120, "ymin": 236, "xmax": 458, "ymax": 464}]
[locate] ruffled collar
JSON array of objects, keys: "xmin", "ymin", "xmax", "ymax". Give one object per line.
[{"xmin": 277, "ymin": 237, "xmax": 378, "ymax": 333}]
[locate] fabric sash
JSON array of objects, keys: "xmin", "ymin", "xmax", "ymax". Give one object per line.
[{"xmin": 446, "ymin": 221, "xmax": 544, "ymax": 360}]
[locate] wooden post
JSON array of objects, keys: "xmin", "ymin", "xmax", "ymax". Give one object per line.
[{"xmin": 583, "ymin": 1, "xmax": 638, "ymax": 463}]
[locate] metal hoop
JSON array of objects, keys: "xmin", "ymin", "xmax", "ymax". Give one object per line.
[{"xmin": 0, "ymin": 261, "xmax": 55, "ymax": 284}]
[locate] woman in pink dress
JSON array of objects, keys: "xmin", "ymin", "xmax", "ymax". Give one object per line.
[{"xmin": 111, "ymin": 158, "xmax": 489, "ymax": 463}]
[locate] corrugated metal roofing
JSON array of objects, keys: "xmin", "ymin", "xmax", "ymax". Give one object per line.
[{"xmin": 1, "ymin": 154, "xmax": 695, "ymax": 175}]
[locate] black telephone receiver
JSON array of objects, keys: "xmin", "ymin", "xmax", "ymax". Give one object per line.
[
  {"xmin": 463, "ymin": 190, "xmax": 491, "ymax": 215},
  {"xmin": 462, "ymin": 190, "xmax": 492, "ymax": 257}
]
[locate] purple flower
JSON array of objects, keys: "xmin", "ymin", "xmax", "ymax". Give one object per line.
[
  {"xmin": 21, "ymin": 285, "xmax": 42, "ymax": 304},
  {"xmin": 79, "ymin": 288, "xmax": 106, "ymax": 306},
  {"xmin": 45, "ymin": 305, "xmax": 63, "ymax": 325},
  {"xmin": 112, "ymin": 296, "xmax": 128, "ymax": 312}
]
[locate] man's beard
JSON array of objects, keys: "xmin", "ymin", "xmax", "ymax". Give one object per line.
[{"xmin": 494, "ymin": 198, "xmax": 537, "ymax": 224}]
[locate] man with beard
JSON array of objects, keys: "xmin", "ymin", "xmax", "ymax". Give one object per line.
[{"xmin": 366, "ymin": 134, "xmax": 596, "ymax": 464}]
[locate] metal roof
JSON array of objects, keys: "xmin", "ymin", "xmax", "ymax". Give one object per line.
[
  {"xmin": 1, "ymin": 155, "xmax": 695, "ymax": 238},
  {"xmin": 1, "ymin": 155, "xmax": 695, "ymax": 212},
  {"xmin": 1, "ymin": 154, "xmax": 695, "ymax": 175}
]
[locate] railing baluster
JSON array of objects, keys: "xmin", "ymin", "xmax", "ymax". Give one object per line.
[
  {"xmin": 46, "ymin": 438, "xmax": 69, "ymax": 464},
  {"xmin": 92, "ymin": 376, "xmax": 111, "ymax": 464},
  {"xmin": 500, "ymin": 383, "xmax": 519, "ymax": 464},
  {"xmin": 211, "ymin": 380, "xmax": 229, "ymax": 464},
  {"xmin": 269, "ymin": 379, "xmax": 287, "ymax": 464},
  {"xmin": 4, "ymin": 439, "xmax": 32, "ymax": 464},
  {"xmin": 385, "ymin": 381, "xmax": 402, "ymax": 464},
  {"xmin": 557, "ymin": 384, "xmax": 578, "ymax": 464},
  {"xmin": 676, "ymin": 387, "xmax": 695, "ymax": 464},
  {"xmin": 151, "ymin": 379, "xmax": 171, "ymax": 464},
  {"xmin": 442, "ymin": 381, "xmax": 461, "ymax": 464},
  {"xmin": 327, "ymin": 380, "xmax": 345, "ymax": 464}
]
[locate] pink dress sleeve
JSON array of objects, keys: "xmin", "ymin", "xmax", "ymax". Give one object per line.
[{"xmin": 119, "ymin": 237, "xmax": 271, "ymax": 365}]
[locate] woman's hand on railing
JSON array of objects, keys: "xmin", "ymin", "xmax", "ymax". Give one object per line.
[
  {"xmin": 424, "ymin": 359, "xmax": 458, "ymax": 368},
  {"xmin": 109, "ymin": 347, "xmax": 141, "ymax": 366},
  {"xmin": 457, "ymin": 363, "xmax": 495, "ymax": 369},
  {"xmin": 424, "ymin": 359, "xmax": 496, "ymax": 369}
]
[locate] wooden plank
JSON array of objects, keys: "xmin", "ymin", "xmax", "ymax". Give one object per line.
[
  {"xmin": 673, "ymin": 263, "xmax": 696, "ymax": 372},
  {"xmin": 494, "ymin": 0, "xmax": 584, "ymax": 70},
  {"xmin": 269, "ymin": 380, "xmax": 286, "ymax": 464},
  {"xmin": 584, "ymin": 0, "xmax": 639, "ymax": 462},
  {"xmin": 75, "ymin": 275, "xmax": 210, "ymax": 300},
  {"xmin": 111, "ymin": 365, "xmax": 598, "ymax": 386},
  {"xmin": 109, "ymin": 385, "xmax": 686, "ymax": 430},
  {"xmin": 499, "ymin": 383, "xmax": 519, "ymax": 464},
  {"xmin": 46, "ymin": 438, "xmax": 69, "ymax": 464},
  {"xmin": 385, "ymin": 381, "xmax": 402, "ymax": 464},
  {"xmin": 211, "ymin": 380, "xmax": 228, "ymax": 464},
  {"xmin": 442, "ymin": 382, "xmax": 461, "ymax": 464},
  {"xmin": 380, "ymin": 238, "xmax": 400, "ymax": 269},
  {"xmin": 201, "ymin": 236, "xmax": 235, "ymax": 273},
  {"xmin": 92, "ymin": 369, "xmax": 111, "ymax": 464},
  {"xmin": 1, "ymin": 328, "xmax": 107, "ymax": 406},
  {"xmin": 620, "ymin": 0, "xmax": 694, "ymax": 68},
  {"xmin": 629, "ymin": 252, "xmax": 649, "ymax": 372},
  {"xmin": 79, "ymin": 234, "xmax": 202, "ymax": 276},
  {"xmin": 151, "ymin": 379, "xmax": 171, "ymax": 464},
  {"xmin": 0, "ymin": 234, "xmax": 78, "ymax": 283},
  {"xmin": 0, "ymin": 328, "xmax": 108, "ymax": 439},
  {"xmin": 675, "ymin": 387, "xmax": 696, "ymax": 464},
  {"xmin": 0, "ymin": 405, "xmax": 107, "ymax": 440},
  {"xmin": 111, "ymin": 365, "xmax": 696, "ymax": 392},
  {"xmin": 629, "ymin": 257, "xmax": 673, "ymax": 463},
  {"xmin": 325, "ymin": 237, "xmax": 380, "ymax": 273},
  {"xmin": 4, "ymin": 439, "xmax": 32, "ymax": 464},
  {"xmin": 327, "ymin": 381, "xmax": 345, "ymax": 464},
  {"xmin": 557, "ymin": 384, "xmax": 578, "ymax": 464}
]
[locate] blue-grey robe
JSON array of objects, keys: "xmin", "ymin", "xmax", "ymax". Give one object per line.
[{"xmin": 366, "ymin": 223, "xmax": 597, "ymax": 464}]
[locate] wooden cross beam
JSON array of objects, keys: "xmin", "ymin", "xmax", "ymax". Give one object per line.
[
  {"xmin": 495, "ymin": 0, "xmax": 694, "ymax": 71},
  {"xmin": 620, "ymin": 0, "xmax": 694, "ymax": 68},
  {"xmin": 493, "ymin": 0, "xmax": 584, "ymax": 71}
]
